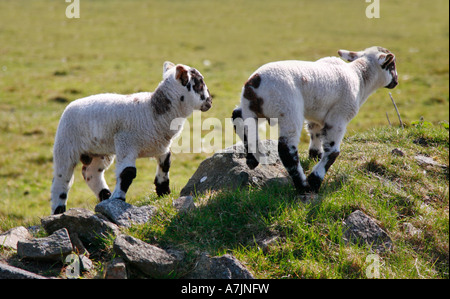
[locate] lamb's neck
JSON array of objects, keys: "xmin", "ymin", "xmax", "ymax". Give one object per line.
[
  {"xmin": 149, "ymin": 82, "xmax": 190, "ymax": 137},
  {"xmin": 351, "ymin": 58, "xmax": 383, "ymax": 106},
  {"xmin": 157, "ymin": 79, "xmax": 193, "ymax": 117}
]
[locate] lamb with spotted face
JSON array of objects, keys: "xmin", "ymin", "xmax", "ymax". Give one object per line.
[
  {"xmin": 50, "ymin": 61, "xmax": 212, "ymax": 214},
  {"xmin": 232, "ymin": 46, "xmax": 398, "ymax": 194}
]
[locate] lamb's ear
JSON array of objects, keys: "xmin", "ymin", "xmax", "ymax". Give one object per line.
[
  {"xmin": 338, "ymin": 49, "xmax": 360, "ymax": 62},
  {"xmin": 175, "ymin": 65, "xmax": 190, "ymax": 86},
  {"xmin": 378, "ymin": 53, "xmax": 395, "ymax": 69},
  {"xmin": 163, "ymin": 61, "xmax": 175, "ymax": 74}
]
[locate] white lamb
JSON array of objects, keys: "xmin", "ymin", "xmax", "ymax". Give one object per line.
[
  {"xmin": 50, "ymin": 62, "xmax": 212, "ymax": 214},
  {"xmin": 232, "ymin": 46, "xmax": 398, "ymax": 194}
]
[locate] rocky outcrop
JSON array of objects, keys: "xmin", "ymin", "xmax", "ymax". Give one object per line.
[
  {"xmin": 113, "ymin": 234, "xmax": 184, "ymax": 278},
  {"xmin": 41, "ymin": 208, "xmax": 120, "ymax": 246},
  {"xmin": 17, "ymin": 228, "xmax": 73, "ymax": 261},
  {"xmin": 95, "ymin": 198, "xmax": 157, "ymax": 228},
  {"xmin": 180, "ymin": 140, "xmax": 290, "ymax": 196}
]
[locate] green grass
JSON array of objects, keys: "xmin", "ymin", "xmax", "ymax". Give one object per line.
[
  {"xmin": 0, "ymin": 0, "xmax": 448, "ymax": 278},
  {"xmin": 121, "ymin": 124, "xmax": 448, "ymax": 279}
]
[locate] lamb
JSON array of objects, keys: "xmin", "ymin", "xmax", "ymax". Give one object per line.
[
  {"xmin": 50, "ymin": 61, "xmax": 212, "ymax": 214},
  {"xmin": 232, "ymin": 46, "xmax": 398, "ymax": 194}
]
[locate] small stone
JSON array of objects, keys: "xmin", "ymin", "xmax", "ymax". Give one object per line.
[
  {"xmin": 257, "ymin": 235, "xmax": 280, "ymax": 254},
  {"xmin": 414, "ymin": 155, "xmax": 447, "ymax": 169},
  {"xmin": 79, "ymin": 255, "xmax": 93, "ymax": 271},
  {"xmin": 95, "ymin": 199, "xmax": 157, "ymax": 227},
  {"xmin": 402, "ymin": 222, "xmax": 422, "ymax": 237},
  {"xmin": 17, "ymin": 228, "xmax": 73, "ymax": 261},
  {"xmin": 104, "ymin": 258, "xmax": 127, "ymax": 279},
  {"xmin": 186, "ymin": 253, "xmax": 254, "ymax": 279},
  {"xmin": 391, "ymin": 148, "xmax": 404, "ymax": 156},
  {"xmin": 0, "ymin": 226, "xmax": 32, "ymax": 250},
  {"xmin": 113, "ymin": 234, "xmax": 182, "ymax": 278},
  {"xmin": 41, "ymin": 208, "xmax": 119, "ymax": 246},
  {"xmin": 342, "ymin": 210, "xmax": 393, "ymax": 253},
  {"xmin": 0, "ymin": 263, "xmax": 49, "ymax": 279},
  {"xmin": 172, "ymin": 196, "xmax": 195, "ymax": 213}
]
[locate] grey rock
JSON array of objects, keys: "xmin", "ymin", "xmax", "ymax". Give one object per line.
[
  {"xmin": 17, "ymin": 228, "xmax": 73, "ymax": 261},
  {"xmin": 187, "ymin": 253, "xmax": 254, "ymax": 279},
  {"xmin": 95, "ymin": 199, "xmax": 157, "ymax": 227},
  {"xmin": 104, "ymin": 257, "xmax": 127, "ymax": 279},
  {"xmin": 0, "ymin": 226, "xmax": 32, "ymax": 250},
  {"xmin": 180, "ymin": 140, "xmax": 290, "ymax": 196},
  {"xmin": 257, "ymin": 235, "xmax": 281, "ymax": 254},
  {"xmin": 70, "ymin": 232, "xmax": 89, "ymax": 256},
  {"xmin": 173, "ymin": 196, "xmax": 195, "ymax": 213},
  {"xmin": 402, "ymin": 222, "xmax": 423, "ymax": 237},
  {"xmin": 414, "ymin": 154, "xmax": 447, "ymax": 169},
  {"xmin": 41, "ymin": 208, "xmax": 119, "ymax": 246},
  {"xmin": 342, "ymin": 210, "xmax": 393, "ymax": 252},
  {"xmin": 113, "ymin": 234, "xmax": 182, "ymax": 278},
  {"xmin": 0, "ymin": 262, "xmax": 49, "ymax": 279},
  {"xmin": 79, "ymin": 255, "xmax": 93, "ymax": 271}
]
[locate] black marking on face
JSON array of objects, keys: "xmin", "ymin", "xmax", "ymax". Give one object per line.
[
  {"xmin": 59, "ymin": 193, "xmax": 67, "ymax": 200},
  {"xmin": 190, "ymin": 69, "xmax": 205, "ymax": 94},
  {"xmin": 383, "ymin": 57, "xmax": 398, "ymax": 89},
  {"xmin": 151, "ymin": 88, "xmax": 172, "ymax": 115},
  {"xmin": 180, "ymin": 96, "xmax": 184, "ymax": 102},
  {"xmin": 119, "ymin": 167, "xmax": 137, "ymax": 193}
]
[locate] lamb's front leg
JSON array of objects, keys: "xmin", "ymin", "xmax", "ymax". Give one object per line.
[
  {"xmin": 307, "ymin": 122, "xmax": 345, "ymax": 192},
  {"xmin": 278, "ymin": 135, "xmax": 310, "ymax": 194},
  {"xmin": 154, "ymin": 151, "xmax": 171, "ymax": 196}
]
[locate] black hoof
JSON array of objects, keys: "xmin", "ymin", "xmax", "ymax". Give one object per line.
[
  {"xmin": 155, "ymin": 180, "xmax": 171, "ymax": 197},
  {"xmin": 308, "ymin": 149, "xmax": 323, "ymax": 161},
  {"xmin": 54, "ymin": 205, "xmax": 66, "ymax": 215},
  {"xmin": 246, "ymin": 153, "xmax": 259, "ymax": 169},
  {"xmin": 307, "ymin": 173, "xmax": 322, "ymax": 193},
  {"xmin": 99, "ymin": 189, "xmax": 111, "ymax": 201}
]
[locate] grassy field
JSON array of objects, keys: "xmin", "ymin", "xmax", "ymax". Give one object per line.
[{"xmin": 0, "ymin": 0, "xmax": 448, "ymax": 278}]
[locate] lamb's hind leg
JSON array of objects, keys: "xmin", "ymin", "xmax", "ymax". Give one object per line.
[
  {"xmin": 81, "ymin": 154, "xmax": 114, "ymax": 201},
  {"xmin": 51, "ymin": 156, "xmax": 76, "ymax": 214},
  {"xmin": 232, "ymin": 107, "xmax": 260, "ymax": 169},
  {"xmin": 154, "ymin": 151, "xmax": 171, "ymax": 196},
  {"xmin": 307, "ymin": 122, "xmax": 345, "ymax": 192},
  {"xmin": 306, "ymin": 122, "xmax": 323, "ymax": 160}
]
